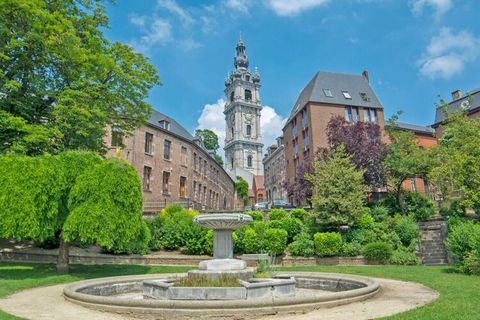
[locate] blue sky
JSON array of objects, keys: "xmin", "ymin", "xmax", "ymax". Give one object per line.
[{"xmin": 104, "ymin": 0, "xmax": 480, "ymax": 148}]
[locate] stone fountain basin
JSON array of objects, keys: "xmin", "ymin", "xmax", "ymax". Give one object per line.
[{"xmin": 142, "ymin": 277, "xmax": 296, "ymax": 300}]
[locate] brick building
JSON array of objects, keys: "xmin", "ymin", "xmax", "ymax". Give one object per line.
[
  {"xmin": 263, "ymin": 136, "xmax": 287, "ymax": 201},
  {"xmin": 105, "ymin": 110, "xmax": 236, "ymax": 213},
  {"xmin": 282, "ymin": 70, "xmax": 386, "ymax": 205}
]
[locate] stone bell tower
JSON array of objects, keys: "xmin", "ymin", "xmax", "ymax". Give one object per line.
[{"xmin": 224, "ymin": 36, "xmax": 263, "ymax": 176}]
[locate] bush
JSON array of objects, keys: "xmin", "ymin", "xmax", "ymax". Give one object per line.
[
  {"xmin": 264, "ymin": 228, "xmax": 288, "ymax": 255},
  {"xmin": 447, "ymin": 220, "xmax": 480, "ymax": 262},
  {"xmin": 314, "ymin": 232, "xmax": 342, "ymax": 257},
  {"xmin": 355, "ymin": 213, "xmax": 375, "ymax": 230},
  {"xmin": 243, "ymin": 228, "xmax": 261, "ymax": 253},
  {"xmin": 269, "ymin": 209, "xmax": 288, "ymax": 221},
  {"xmin": 390, "ymin": 248, "xmax": 419, "ymax": 265},
  {"xmin": 247, "ymin": 211, "xmax": 263, "ymax": 221},
  {"xmin": 370, "ymin": 206, "xmax": 389, "ymax": 222},
  {"xmin": 146, "ymin": 218, "xmax": 163, "ymax": 251},
  {"xmin": 347, "ymin": 229, "xmax": 379, "ymax": 245},
  {"xmin": 268, "ymin": 217, "xmax": 305, "ymax": 243},
  {"xmin": 447, "ymin": 217, "xmax": 468, "ymax": 232},
  {"xmin": 288, "ymin": 233, "xmax": 315, "ymax": 257},
  {"xmin": 440, "ymin": 199, "xmax": 466, "ymax": 218},
  {"xmin": 106, "ymin": 220, "xmax": 151, "ymax": 255},
  {"xmin": 340, "ymin": 242, "xmax": 363, "ymax": 257},
  {"xmin": 395, "ymin": 216, "xmax": 419, "ymax": 246},
  {"xmin": 363, "ymin": 241, "xmax": 393, "ymax": 262},
  {"xmin": 405, "ymin": 192, "xmax": 435, "ymax": 222},
  {"xmin": 290, "ymin": 208, "xmax": 308, "ymax": 221},
  {"xmin": 154, "ymin": 205, "xmax": 200, "ymax": 251},
  {"xmin": 462, "ymin": 250, "xmax": 480, "ymax": 275},
  {"xmin": 182, "ymin": 225, "xmax": 211, "ymax": 255}
]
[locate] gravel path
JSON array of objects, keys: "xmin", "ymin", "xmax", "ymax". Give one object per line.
[{"xmin": 0, "ymin": 277, "xmax": 437, "ymax": 320}]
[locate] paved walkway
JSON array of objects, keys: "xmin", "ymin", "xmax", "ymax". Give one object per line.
[{"xmin": 0, "ymin": 277, "xmax": 437, "ymax": 320}]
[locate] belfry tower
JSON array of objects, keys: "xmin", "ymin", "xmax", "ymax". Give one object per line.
[{"xmin": 224, "ymin": 36, "xmax": 263, "ymax": 176}]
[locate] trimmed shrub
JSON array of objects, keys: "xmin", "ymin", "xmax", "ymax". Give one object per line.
[
  {"xmin": 269, "ymin": 209, "xmax": 288, "ymax": 221},
  {"xmin": 243, "ymin": 228, "xmax": 261, "ymax": 253},
  {"xmin": 146, "ymin": 218, "xmax": 163, "ymax": 251},
  {"xmin": 447, "ymin": 221, "xmax": 480, "ymax": 262},
  {"xmin": 264, "ymin": 228, "xmax": 288, "ymax": 255},
  {"xmin": 291, "ymin": 208, "xmax": 308, "ymax": 221},
  {"xmin": 314, "ymin": 232, "xmax": 342, "ymax": 257},
  {"xmin": 248, "ymin": 211, "xmax": 263, "ymax": 221},
  {"xmin": 268, "ymin": 217, "xmax": 305, "ymax": 243},
  {"xmin": 288, "ymin": 233, "xmax": 315, "ymax": 257},
  {"xmin": 233, "ymin": 227, "xmax": 246, "ymax": 254},
  {"xmin": 182, "ymin": 225, "xmax": 211, "ymax": 255},
  {"xmin": 354, "ymin": 213, "xmax": 375, "ymax": 230},
  {"xmin": 363, "ymin": 242, "xmax": 393, "ymax": 262},
  {"xmin": 395, "ymin": 216, "xmax": 419, "ymax": 246},
  {"xmin": 390, "ymin": 248, "xmax": 419, "ymax": 265},
  {"xmin": 340, "ymin": 242, "xmax": 363, "ymax": 257}
]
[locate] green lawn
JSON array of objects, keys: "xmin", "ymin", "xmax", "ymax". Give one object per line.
[{"xmin": 0, "ymin": 263, "xmax": 479, "ymax": 320}]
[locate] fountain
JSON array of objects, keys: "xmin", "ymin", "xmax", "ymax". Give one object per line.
[{"xmin": 63, "ymin": 212, "xmax": 380, "ymax": 318}]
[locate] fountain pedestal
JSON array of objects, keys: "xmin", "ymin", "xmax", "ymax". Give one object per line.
[{"xmin": 189, "ymin": 213, "xmax": 254, "ymax": 279}]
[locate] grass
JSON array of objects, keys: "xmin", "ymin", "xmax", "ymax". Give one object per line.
[
  {"xmin": 0, "ymin": 263, "xmax": 479, "ymax": 319},
  {"xmin": 175, "ymin": 274, "xmax": 241, "ymax": 287}
]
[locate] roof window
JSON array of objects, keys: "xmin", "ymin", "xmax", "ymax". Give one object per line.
[
  {"xmin": 159, "ymin": 120, "xmax": 170, "ymax": 130},
  {"xmin": 360, "ymin": 93, "xmax": 370, "ymax": 102},
  {"xmin": 342, "ymin": 91, "xmax": 352, "ymax": 99},
  {"xmin": 323, "ymin": 89, "xmax": 333, "ymax": 98}
]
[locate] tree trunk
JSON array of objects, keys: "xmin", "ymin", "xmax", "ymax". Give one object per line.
[
  {"xmin": 397, "ymin": 183, "xmax": 406, "ymax": 215},
  {"xmin": 56, "ymin": 236, "xmax": 70, "ymax": 273}
]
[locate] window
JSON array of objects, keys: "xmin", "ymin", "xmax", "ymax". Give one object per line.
[
  {"xmin": 245, "ymin": 89, "xmax": 252, "ymax": 101},
  {"xmin": 163, "ymin": 139, "xmax": 171, "ymax": 159},
  {"xmin": 179, "ymin": 176, "xmax": 186, "ymax": 198},
  {"xmin": 410, "ymin": 178, "xmax": 417, "ymax": 192},
  {"xmin": 231, "ymin": 157, "xmax": 234, "ymax": 169},
  {"xmin": 193, "ymin": 153, "xmax": 198, "ymax": 171},
  {"xmin": 143, "ymin": 166, "xmax": 151, "ymax": 191},
  {"xmin": 246, "ymin": 124, "xmax": 251, "ymax": 136},
  {"xmin": 193, "ymin": 181, "xmax": 197, "ymax": 199},
  {"xmin": 181, "ymin": 146, "xmax": 188, "ymax": 166},
  {"xmin": 323, "ymin": 89, "xmax": 333, "ymax": 97},
  {"xmin": 360, "ymin": 93, "xmax": 370, "ymax": 102},
  {"xmin": 162, "ymin": 171, "xmax": 170, "ymax": 193},
  {"xmin": 342, "ymin": 91, "xmax": 352, "ymax": 99},
  {"xmin": 230, "ymin": 91, "xmax": 234, "ymax": 102},
  {"xmin": 111, "ymin": 127, "xmax": 123, "ymax": 147},
  {"xmin": 203, "ymin": 186, "xmax": 207, "ymax": 204},
  {"xmin": 247, "ymin": 155, "xmax": 252, "ymax": 167},
  {"xmin": 363, "ymin": 108, "xmax": 378, "ymax": 124},
  {"xmin": 345, "ymin": 106, "xmax": 359, "ymax": 123},
  {"xmin": 231, "ymin": 127, "xmax": 234, "ymax": 139},
  {"xmin": 246, "ymin": 75, "xmax": 250, "ymax": 81},
  {"xmin": 145, "ymin": 132, "xmax": 153, "ymax": 154},
  {"xmin": 159, "ymin": 120, "xmax": 170, "ymax": 130},
  {"xmin": 203, "ymin": 160, "xmax": 207, "ymax": 176}
]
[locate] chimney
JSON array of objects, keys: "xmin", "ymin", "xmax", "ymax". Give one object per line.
[
  {"xmin": 451, "ymin": 89, "xmax": 462, "ymax": 101},
  {"xmin": 362, "ymin": 70, "xmax": 369, "ymax": 83}
]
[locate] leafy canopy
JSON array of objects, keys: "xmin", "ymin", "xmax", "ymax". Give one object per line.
[
  {"xmin": 0, "ymin": 0, "xmax": 160, "ymax": 155},
  {"xmin": 235, "ymin": 176, "xmax": 249, "ymax": 205}
]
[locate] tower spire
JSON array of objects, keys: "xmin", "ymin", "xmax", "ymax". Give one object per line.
[{"xmin": 234, "ymin": 34, "xmax": 248, "ymax": 69}]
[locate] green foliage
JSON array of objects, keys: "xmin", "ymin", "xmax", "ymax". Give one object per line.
[
  {"xmin": 440, "ymin": 200, "xmax": 466, "ymax": 218},
  {"xmin": 307, "ymin": 146, "xmax": 368, "ymax": 228},
  {"xmin": 105, "ymin": 220, "xmax": 151, "ymax": 255},
  {"xmin": 264, "ymin": 228, "xmax": 288, "ymax": 255},
  {"xmin": 243, "ymin": 228, "xmax": 261, "ymax": 253},
  {"xmin": 268, "ymin": 217, "xmax": 305, "ymax": 243},
  {"xmin": 389, "ymin": 248, "xmax": 419, "ymax": 265},
  {"xmin": 214, "ymin": 154, "xmax": 224, "ymax": 166},
  {"xmin": 288, "ymin": 233, "xmax": 315, "ymax": 257},
  {"xmin": 195, "ymin": 129, "xmax": 220, "ymax": 153},
  {"xmin": 363, "ymin": 242, "xmax": 393, "ymax": 262},
  {"xmin": 247, "ymin": 211, "xmax": 263, "ymax": 221},
  {"xmin": 461, "ymin": 250, "xmax": 480, "ymax": 275},
  {"xmin": 175, "ymin": 274, "xmax": 240, "ymax": 287},
  {"xmin": 340, "ymin": 242, "xmax": 363, "ymax": 257},
  {"xmin": 369, "ymin": 206, "xmax": 389, "ymax": 222},
  {"xmin": 447, "ymin": 220, "xmax": 480, "ymax": 263},
  {"xmin": 314, "ymin": 232, "xmax": 342, "ymax": 257},
  {"xmin": 269, "ymin": 209, "xmax": 288, "ymax": 221},
  {"xmin": 0, "ymin": 0, "xmax": 160, "ymax": 155},
  {"xmin": 395, "ymin": 216, "xmax": 419, "ymax": 246},
  {"xmin": 355, "ymin": 213, "xmax": 376, "ymax": 230},
  {"xmin": 405, "ymin": 192, "xmax": 435, "ymax": 222},
  {"xmin": 63, "ymin": 158, "xmax": 146, "ymax": 253},
  {"xmin": 290, "ymin": 208, "xmax": 308, "ymax": 221},
  {"xmin": 146, "ymin": 218, "xmax": 163, "ymax": 251},
  {"xmin": 235, "ymin": 176, "xmax": 249, "ymax": 206}
]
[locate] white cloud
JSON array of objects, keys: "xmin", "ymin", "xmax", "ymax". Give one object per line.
[
  {"xmin": 197, "ymin": 99, "xmax": 287, "ymax": 158},
  {"xmin": 157, "ymin": 0, "xmax": 195, "ymax": 25},
  {"xmin": 266, "ymin": 0, "xmax": 330, "ymax": 16},
  {"xmin": 129, "ymin": 14, "xmax": 147, "ymax": 27},
  {"xmin": 225, "ymin": 0, "xmax": 253, "ymax": 14},
  {"xmin": 410, "ymin": 0, "xmax": 453, "ymax": 18},
  {"xmin": 418, "ymin": 27, "xmax": 480, "ymax": 79},
  {"xmin": 141, "ymin": 18, "xmax": 172, "ymax": 45}
]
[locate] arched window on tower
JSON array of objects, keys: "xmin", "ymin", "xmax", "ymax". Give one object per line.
[
  {"xmin": 231, "ymin": 157, "xmax": 234, "ymax": 169},
  {"xmin": 245, "ymin": 89, "xmax": 252, "ymax": 101},
  {"xmin": 231, "ymin": 127, "xmax": 234, "ymax": 139},
  {"xmin": 247, "ymin": 155, "xmax": 252, "ymax": 168},
  {"xmin": 246, "ymin": 124, "xmax": 251, "ymax": 137},
  {"xmin": 230, "ymin": 91, "xmax": 234, "ymax": 102}
]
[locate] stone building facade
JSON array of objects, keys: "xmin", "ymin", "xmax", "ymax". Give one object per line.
[
  {"xmin": 263, "ymin": 136, "xmax": 287, "ymax": 201},
  {"xmin": 105, "ymin": 110, "xmax": 236, "ymax": 213},
  {"xmin": 282, "ymin": 70, "xmax": 386, "ymax": 205},
  {"xmin": 224, "ymin": 37, "xmax": 263, "ymax": 178}
]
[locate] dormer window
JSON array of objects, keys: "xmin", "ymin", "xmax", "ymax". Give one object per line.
[
  {"xmin": 342, "ymin": 91, "xmax": 352, "ymax": 99},
  {"xmin": 159, "ymin": 120, "xmax": 170, "ymax": 130},
  {"xmin": 323, "ymin": 89, "xmax": 333, "ymax": 97}
]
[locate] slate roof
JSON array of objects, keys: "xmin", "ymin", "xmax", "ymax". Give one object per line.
[
  {"xmin": 147, "ymin": 109, "xmax": 195, "ymax": 141},
  {"xmin": 394, "ymin": 122, "xmax": 435, "ymax": 135},
  {"xmin": 433, "ymin": 88, "xmax": 480, "ymax": 126},
  {"xmin": 289, "ymin": 71, "xmax": 384, "ymax": 119}
]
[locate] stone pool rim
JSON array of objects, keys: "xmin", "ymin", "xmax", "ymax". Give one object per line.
[{"xmin": 63, "ymin": 272, "xmax": 380, "ymax": 316}]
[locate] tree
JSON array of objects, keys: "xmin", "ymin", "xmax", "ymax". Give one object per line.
[
  {"xmin": 0, "ymin": 0, "xmax": 160, "ymax": 155},
  {"xmin": 326, "ymin": 116, "xmax": 387, "ymax": 188},
  {"xmin": 195, "ymin": 129, "xmax": 220, "ymax": 153},
  {"xmin": 235, "ymin": 176, "xmax": 249, "ymax": 206},
  {"xmin": 214, "ymin": 154, "xmax": 224, "ymax": 167},
  {"xmin": 283, "ymin": 161, "xmax": 314, "ymax": 207},
  {"xmin": 306, "ymin": 146, "xmax": 368, "ymax": 228},
  {"xmin": 383, "ymin": 116, "xmax": 432, "ymax": 214},
  {"xmin": 63, "ymin": 158, "xmax": 149, "ymax": 269},
  {"xmin": 430, "ymin": 109, "xmax": 480, "ymax": 214}
]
